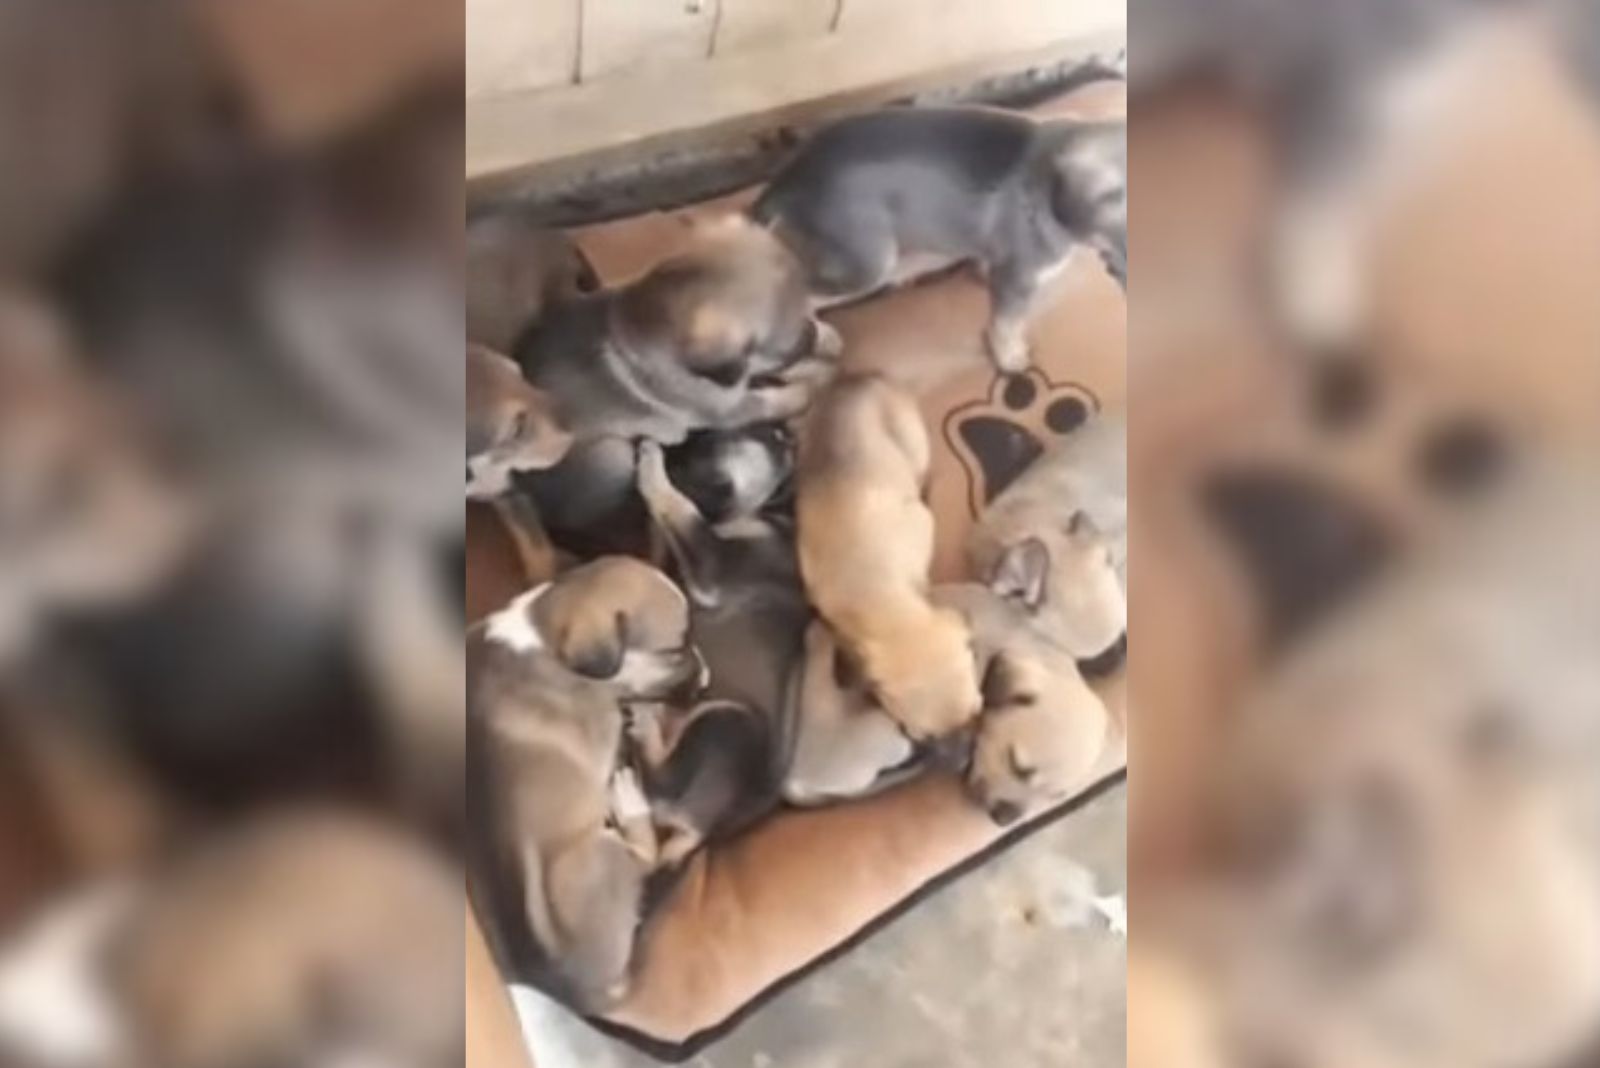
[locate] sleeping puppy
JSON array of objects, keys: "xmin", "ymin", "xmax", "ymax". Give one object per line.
[
  {"xmin": 468, "ymin": 556, "xmax": 704, "ymax": 1011},
  {"xmin": 783, "ymin": 620, "xmax": 920, "ymax": 806},
  {"xmin": 970, "ymin": 414, "xmax": 1127, "ymax": 662},
  {"xmin": 754, "ymin": 106, "xmax": 1127, "ymax": 372},
  {"xmin": 935, "ymin": 584, "xmax": 1112, "ymax": 827},
  {"xmin": 782, "ymin": 586, "xmax": 1110, "ymax": 821},
  {"xmin": 466, "ymin": 211, "xmax": 598, "ymax": 352},
  {"xmin": 629, "ymin": 437, "xmax": 805, "ymax": 849},
  {"xmin": 515, "ymin": 215, "xmax": 839, "ymax": 540},
  {"xmin": 796, "ymin": 375, "xmax": 983, "ymax": 742},
  {"xmin": 0, "ymin": 293, "xmax": 193, "ymax": 664},
  {"xmin": 0, "ymin": 811, "xmax": 463, "ymax": 1068},
  {"xmin": 466, "ymin": 341, "xmax": 573, "ymax": 500}
]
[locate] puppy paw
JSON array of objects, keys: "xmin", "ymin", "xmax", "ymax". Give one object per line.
[
  {"xmin": 752, "ymin": 379, "xmax": 815, "ymax": 421},
  {"xmin": 985, "ymin": 321, "xmax": 1032, "ymax": 375},
  {"xmin": 781, "ymin": 354, "xmax": 841, "ymax": 390},
  {"xmin": 634, "ymin": 438, "xmax": 671, "ymax": 492},
  {"xmin": 812, "ymin": 319, "xmax": 845, "ymax": 360}
]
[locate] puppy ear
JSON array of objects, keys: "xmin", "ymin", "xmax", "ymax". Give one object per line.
[
  {"xmin": 991, "ymin": 538, "xmax": 1051, "ymax": 610},
  {"xmin": 560, "ymin": 610, "xmax": 628, "ymax": 680}
]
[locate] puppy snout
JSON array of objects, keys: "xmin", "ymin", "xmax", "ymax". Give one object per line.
[{"xmin": 988, "ymin": 800, "xmax": 1023, "ymax": 827}]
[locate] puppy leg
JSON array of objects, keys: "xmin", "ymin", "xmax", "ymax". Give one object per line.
[
  {"xmin": 635, "ymin": 440, "xmax": 725, "ymax": 606},
  {"xmin": 984, "ymin": 254, "xmax": 1071, "ymax": 374},
  {"xmin": 781, "ymin": 209, "xmax": 897, "ymax": 306},
  {"xmin": 535, "ymin": 836, "xmax": 647, "ymax": 1009},
  {"xmin": 492, "ymin": 491, "xmax": 560, "ymax": 585},
  {"xmin": 607, "ymin": 766, "xmax": 659, "ymax": 869}
]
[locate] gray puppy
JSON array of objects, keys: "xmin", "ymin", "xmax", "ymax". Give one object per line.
[
  {"xmin": 753, "ymin": 106, "xmax": 1126, "ymax": 372},
  {"xmin": 516, "ymin": 217, "xmax": 835, "ymax": 538}
]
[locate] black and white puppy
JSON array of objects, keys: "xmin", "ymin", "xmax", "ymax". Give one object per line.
[
  {"xmin": 754, "ymin": 105, "xmax": 1126, "ymax": 372},
  {"xmin": 626, "ymin": 437, "xmax": 809, "ymax": 850}
]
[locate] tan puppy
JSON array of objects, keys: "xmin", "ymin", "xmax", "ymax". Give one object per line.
[
  {"xmin": 0, "ymin": 811, "xmax": 462, "ymax": 1068},
  {"xmin": 936, "ymin": 584, "xmax": 1111, "ymax": 826},
  {"xmin": 783, "ymin": 620, "xmax": 919, "ymax": 806},
  {"xmin": 466, "ymin": 213, "xmax": 597, "ymax": 351},
  {"xmin": 468, "ymin": 557, "xmax": 704, "ymax": 1011},
  {"xmin": 466, "ymin": 341, "xmax": 573, "ymax": 500},
  {"xmin": 796, "ymin": 375, "xmax": 982, "ymax": 742},
  {"xmin": 0, "ymin": 293, "xmax": 193, "ymax": 661},
  {"xmin": 971, "ymin": 414, "xmax": 1126, "ymax": 659}
]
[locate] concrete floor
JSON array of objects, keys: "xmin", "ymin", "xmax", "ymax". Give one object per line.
[{"xmin": 514, "ymin": 784, "xmax": 1127, "ymax": 1068}]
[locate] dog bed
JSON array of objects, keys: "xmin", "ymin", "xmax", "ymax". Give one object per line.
[{"xmin": 466, "ymin": 83, "xmax": 1127, "ymax": 1059}]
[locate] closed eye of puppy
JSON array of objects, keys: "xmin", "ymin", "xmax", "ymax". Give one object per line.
[
  {"xmin": 966, "ymin": 648, "xmax": 1110, "ymax": 826},
  {"xmin": 468, "ymin": 557, "xmax": 703, "ymax": 1011},
  {"xmin": 466, "ymin": 341, "xmax": 573, "ymax": 500},
  {"xmin": 933, "ymin": 582, "xmax": 1112, "ymax": 826},
  {"xmin": 796, "ymin": 375, "xmax": 982, "ymax": 741},
  {"xmin": 754, "ymin": 105, "xmax": 1126, "ymax": 372}
]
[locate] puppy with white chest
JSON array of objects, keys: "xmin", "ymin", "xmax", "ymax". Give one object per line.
[
  {"xmin": 468, "ymin": 557, "xmax": 705, "ymax": 1011},
  {"xmin": 754, "ymin": 106, "xmax": 1126, "ymax": 372},
  {"xmin": 796, "ymin": 374, "xmax": 983, "ymax": 743},
  {"xmin": 971, "ymin": 414, "xmax": 1128, "ymax": 664}
]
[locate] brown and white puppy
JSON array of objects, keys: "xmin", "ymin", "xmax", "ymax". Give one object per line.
[
  {"xmin": 466, "ymin": 212, "xmax": 598, "ymax": 352},
  {"xmin": 0, "ymin": 811, "xmax": 463, "ymax": 1068},
  {"xmin": 468, "ymin": 557, "xmax": 704, "ymax": 1011},
  {"xmin": 796, "ymin": 374, "xmax": 982, "ymax": 743},
  {"xmin": 466, "ymin": 341, "xmax": 573, "ymax": 500},
  {"xmin": 0, "ymin": 294, "xmax": 193, "ymax": 662},
  {"xmin": 935, "ymin": 584, "xmax": 1112, "ymax": 827},
  {"xmin": 971, "ymin": 414, "xmax": 1127, "ymax": 661}
]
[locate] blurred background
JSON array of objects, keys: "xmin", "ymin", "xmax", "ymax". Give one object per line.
[
  {"xmin": 1128, "ymin": 1, "xmax": 1600, "ymax": 1066},
  {"xmin": 0, "ymin": 2, "xmax": 464, "ymax": 1067}
]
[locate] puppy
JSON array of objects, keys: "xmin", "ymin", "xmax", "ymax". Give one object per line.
[
  {"xmin": 517, "ymin": 214, "xmax": 838, "ymax": 447},
  {"xmin": 630, "ymin": 437, "xmax": 806, "ymax": 844},
  {"xmin": 624, "ymin": 698, "xmax": 776, "ymax": 867},
  {"xmin": 796, "ymin": 375, "xmax": 983, "ymax": 742},
  {"xmin": 754, "ymin": 106, "xmax": 1127, "ymax": 371},
  {"xmin": 0, "ymin": 811, "xmax": 463, "ymax": 1068},
  {"xmin": 970, "ymin": 414, "xmax": 1127, "ymax": 661},
  {"xmin": 468, "ymin": 557, "xmax": 703, "ymax": 1011},
  {"xmin": 466, "ymin": 341, "xmax": 573, "ymax": 500},
  {"xmin": 466, "ymin": 211, "xmax": 598, "ymax": 352},
  {"xmin": 516, "ymin": 215, "xmax": 839, "ymax": 539},
  {"xmin": 663, "ymin": 421, "xmax": 795, "ymax": 526},
  {"xmin": 936, "ymin": 584, "xmax": 1112, "ymax": 827},
  {"xmin": 783, "ymin": 620, "xmax": 920, "ymax": 806},
  {"xmin": 0, "ymin": 293, "xmax": 193, "ymax": 663}
]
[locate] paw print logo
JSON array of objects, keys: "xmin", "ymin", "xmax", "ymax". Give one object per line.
[{"xmin": 943, "ymin": 370, "xmax": 1100, "ymax": 517}]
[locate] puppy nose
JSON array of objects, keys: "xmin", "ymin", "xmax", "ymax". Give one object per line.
[{"xmin": 988, "ymin": 801, "xmax": 1023, "ymax": 827}]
